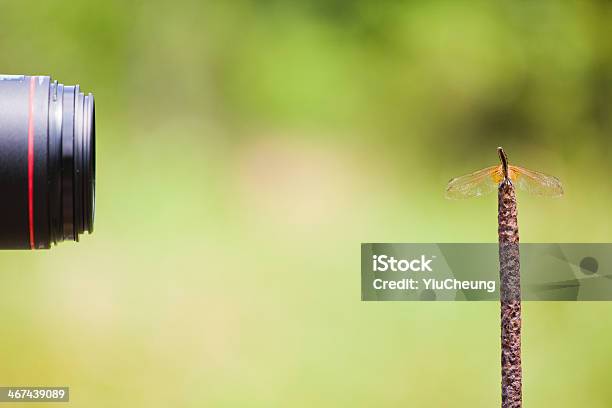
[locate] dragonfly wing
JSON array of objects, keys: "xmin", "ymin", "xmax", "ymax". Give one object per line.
[
  {"xmin": 445, "ymin": 165, "xmax": 500, "ymax": 199},
  {"xmin": 509, "ymin": 165, "xmax": 563, "ymax": 197}
]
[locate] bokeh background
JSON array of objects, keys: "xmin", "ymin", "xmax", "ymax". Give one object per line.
[{"xmin": 1, "ymin": 1, "xmax": 611, "ymax": 406}]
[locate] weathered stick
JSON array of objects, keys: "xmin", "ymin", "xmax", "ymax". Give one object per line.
[{"xmin": 498, "ymin": 179, "xmax": 522, "ymax": 408}]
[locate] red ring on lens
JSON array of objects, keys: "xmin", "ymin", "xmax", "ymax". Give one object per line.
[{"xmin": 27, "ymin": 76, "xmax": 36, "ymax": 250}]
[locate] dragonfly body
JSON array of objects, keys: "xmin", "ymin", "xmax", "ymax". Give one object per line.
[
  {"xmin": 498, "ymin": 147, "xmax": 509, "ymax": 180},
  {"xmin": 445, "ymin": 147, "xmax": 563, "ymax": 199}
]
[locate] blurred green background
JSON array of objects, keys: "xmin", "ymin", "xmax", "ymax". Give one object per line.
[{"xmin": 1, "ymin": 1, "xmax": 611, "ymax": 406}]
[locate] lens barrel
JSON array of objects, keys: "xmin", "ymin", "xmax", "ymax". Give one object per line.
[{"xmin": 0, "ymin": 75, "xmax": 95, "ymax": 249}]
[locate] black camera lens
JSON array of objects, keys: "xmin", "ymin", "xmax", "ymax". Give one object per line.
[{"xmin": 0, "ymin": 75, "xmax": 95, "ymax": 249}]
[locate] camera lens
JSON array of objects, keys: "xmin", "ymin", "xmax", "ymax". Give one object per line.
[{"xmin": 0, "ymin": 75, "xmax": 95, "ymax": 249}]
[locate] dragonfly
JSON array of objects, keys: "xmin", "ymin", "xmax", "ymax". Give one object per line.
[{"xmin": 445, "ymin": 147, "xmax": 563, "ymax": 199}]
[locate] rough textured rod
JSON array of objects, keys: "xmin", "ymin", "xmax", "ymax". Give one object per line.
[{"xmin": 498, "ymin": 179, "xmax": 522, "ymax": 408}]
